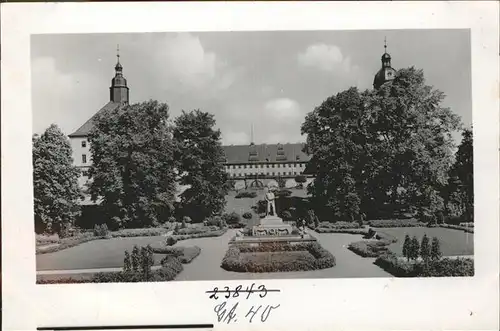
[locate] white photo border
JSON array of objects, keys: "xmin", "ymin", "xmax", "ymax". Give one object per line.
[{"xmin": 2, "ymin": 2, "xmax": 499, "ymax": 330}]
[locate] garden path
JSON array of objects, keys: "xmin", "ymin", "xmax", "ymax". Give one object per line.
[{"xmin": 174, "ymin": 229, "xmax": 391, "ymax": 281}]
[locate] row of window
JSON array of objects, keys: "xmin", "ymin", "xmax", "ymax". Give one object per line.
[
  {"xmin": 231, "ymin": 172, "xmax": 300, "ymax": 177},
  {"xmin": 227, "ymin": 163, "xmax": 305, "ymax": 170}
]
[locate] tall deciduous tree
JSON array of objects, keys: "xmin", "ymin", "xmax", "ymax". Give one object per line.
[
  {"xmin": 173, "ymin": 110, "xmax": 228, "ymax": 222},
  {"xmin": 88, "ymin": 100, "xmax": 176, "ymax": 229},
  {"xmin": 33, "ymin": 124, "xmax": 81, "ymax": 235},
  {"xmin": 446, "ymin": 128, "xmax": 473, "ymax": 221},
  {"xmin": 302, "ymin": 67, "xmax": 462, "ymax": 220}
]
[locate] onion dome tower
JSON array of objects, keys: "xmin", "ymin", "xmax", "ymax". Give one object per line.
[{"xmin": 373, "ymin": 38, "xmax": 396, "ymax": 89}]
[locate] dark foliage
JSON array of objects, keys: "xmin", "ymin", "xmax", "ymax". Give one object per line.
[{"xmin": 235, "ymin": 191, "xmax": 258, "ymax": 199}]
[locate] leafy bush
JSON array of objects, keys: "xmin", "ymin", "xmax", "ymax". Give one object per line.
[
  {"xmin": 222, "ymin": 212, "xmax": 241, "ymax": 225},
  {"xmin": 375, "ymin": 231, "xmax": 398, "ymax": 244},
  {"xmin": 295, "ymin": 175, "xmax": 307, "ymax": 184},
  {"xmin": 221, "ymin": 242, "xmax": 336, "ymax": 273},
  {"xmin": 165, "ymin": 236, "xmax": 177, "ymax": 246},
  {"xmin": 431, "ymin": 237, "xmax": 442, "ymax": 260},
  {"xmin": 367, "ymin": 219, "xmax": 425, "ymax": 228},
  {"xmin": 348, "ymin": 240, "xmax": 390, "ymax": 257},
  {"xmin": 93, "ymin": 224, "xmax": 109, "ymax": 237},
  {"xmin": 459, "ymin": 222, "xmax": 474, "ymax": 228},
  {"xmin": 242, "ymin": 212, "xmax": 253, "ymax": 220},
  {"xmin": 235, "ymin": 191, "xmax": 258, "ymax": 199},
  {"xmin": 205, "ymin": 216, "xmax": 224, "ymax": 227}
]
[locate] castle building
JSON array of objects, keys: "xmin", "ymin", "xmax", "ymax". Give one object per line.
[
  {"xmin": 373, "ymin": 39, "xmax": 396, "ymax": 89},
  {"xmin": 68, "ymin": 41, "xmax": 393, "ymax": 190}
]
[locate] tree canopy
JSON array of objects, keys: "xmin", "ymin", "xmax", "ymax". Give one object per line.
[
  {"xmin": 33, "ymin": 124, "xmax": 81, "ymax": 235},
  {"xmin": 302, "ymin": 67, "xmax": 462, "ymax": 220},
  {"xmin": 173, "ymin": 109, "xmax": 228, "ymax": 222},
  {"xmin": 88, "ymin": 100, "xmax": 177, "ymax": 229}
]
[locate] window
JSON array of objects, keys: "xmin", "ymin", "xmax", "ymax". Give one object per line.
[
  {"xmin": 82, "ymin": 154, "xmax": 87, "ymax": 164},
  {"xmin": 249, "ymin": 164, "xmax": 253, "ymax": 169},
  {"xmin": 278, "ymin": 172, "xmax": 281, "ymax": 175},
  {"xmin": 272, "ymin": 164, "xmax": 275, "ymax": 168},
  {"xmin": 289, "ymin": 172, "xmax": 292, "ymax": 175},
  {"xmin": 233, "ymin": 165, "xmax": 236, "ymax": 169},
  {"xmin": 81, "ymin": 141, "xmax": 87, "ymax": 148},
  {"xmin": 272, "ymin": 172, "xmax": 275, "ymax": 176},
  {"xmin": 294, "ymin": 171, "xmax": 297, "ymax": 175},
  {"xmin": 277, "ymin": 164, "xmax": 280, "ymax": 168},
  {"xmin": 244, "ymin": 165, "xmax": 247, "ymax": 169},
  {"xmin": 238, "ymin": 165, "xmax": 241, "ymax": 169}
]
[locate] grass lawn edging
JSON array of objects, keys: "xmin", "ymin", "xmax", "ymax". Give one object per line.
[
  {"xmin": 221, "ymin": 242, "xmax": 336, "ymax": 273},
  {"xmin": 439, "ymin": 224, "xmax": 474, "ymax": 233}
]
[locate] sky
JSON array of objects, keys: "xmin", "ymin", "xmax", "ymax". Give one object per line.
[{"xmin": 31, "ymin": 29, "xmax": 471, "ymax": 145}]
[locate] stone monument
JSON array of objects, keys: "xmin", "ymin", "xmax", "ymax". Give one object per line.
[{"xmin": 252, "ymin": 187, "xmax": 293, "ymax": 236}]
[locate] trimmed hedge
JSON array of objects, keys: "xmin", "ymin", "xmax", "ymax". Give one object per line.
[
  {"xmin": 315, "ymin": 228, "xmax": 368, "ymax": 235},
  {"xmin": 173, "ymin": 228, "xmax": 227, "ymax": 241},
  {"xmin": 151, "ymin": 246, "xmax": 201, "ymax": 264},
  {"xmin": 319, "ymin": 221, "xmax": 361, "ymax": 229},
  {"xmin": 221, "ymin": 242, "xmax": 336, "ymax": 273},
  {"xmin": 375, "ymin": 231, "xmax": 398, "ymax": 244},
  {"xmin": 368, "ymin": 219, "xmax": 426, "ymax": 228},
  {"xmin": 348, "ymin": 240, "xmax": 390, "ymax": 258},
  {"xmin": 175, "ymin": 226, "xmax": 218, "ymax": 235},
  {"xmin": 110, "ymin": 228, "xmax": 170, "ymax": 238},
  {"xmin": 36, "ymin": 234, "xmax": 60, "ymax": 245},
  {"xmin": 439, "ymin": 224, "xmax": 474, "ymax": 233},
  {"xmin": 375, "ymin": 253, "xmax": 474, "ymax": 277}
]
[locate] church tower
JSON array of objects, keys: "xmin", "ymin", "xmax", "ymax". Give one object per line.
[
  {"xmin": 110, "ymin": 45, "xmax": 129, "ymax": 103},
  {"xmin": 373, "ymin": 38, "xmax": 396, "ymax": 89}
]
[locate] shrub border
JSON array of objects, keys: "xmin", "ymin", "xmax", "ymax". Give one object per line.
[{"xmin": 221, "ymin": 242, "xmax": 336, "ymax": 273}]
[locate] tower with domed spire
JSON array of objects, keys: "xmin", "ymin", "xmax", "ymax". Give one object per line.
[
  {"xmin": 373, "ymin": 38, "xmax": 396, "ymax": 89},
  {"xmin": 109, "ymin": 44, "xmax": 129, "ymax": 103}
]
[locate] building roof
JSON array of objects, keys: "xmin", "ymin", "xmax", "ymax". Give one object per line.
[
  {"xmin": 222, "ymin": 143, "xmax": 310, "ymax": 164},
  {"xmin": 68, "ymin": 101, "xmax": 121, "ymax": 137}
]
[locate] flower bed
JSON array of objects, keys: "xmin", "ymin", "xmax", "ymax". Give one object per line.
[
  {"xmin": 110, "ymin": 228, "xmax": 170, "ymax": 238},
  {"xmin": 38, "ymin": 256, "xmax": 184, "ymax": 284},
  {"xmin": 151, "ymin": 246, "xmax": 201, "ymax": 264},
  {"xmin": 173, "ymin": 228, "xmax": 227, "ymax": 241},
  {"xmin": 368, "ymin": 219, "xmax": 425, "ymax": 228},
  {"xmin": 348, "ymin": 240, "xmax": 390, "ymax": 257},
  {"xmin": 221, "ymin": 242, "xmax": 336, "ymax": 273},
  {"xmin": 175, "ymin": 225, "xmax": 219, "ymax": 235},
  {"xmin": 374, "ymin": 253, "xmax": 474, "ymax": 277},
  {"xmin": 235, "ymin": 191, "xmax": 258, "ymax": 199},
  {"xmin": 440, "ymin": 224, "xmax": 474, "ymax": 233},
  {"xmin": 318, "ymin": 221, "xmax": 361, "ymax": 229}
]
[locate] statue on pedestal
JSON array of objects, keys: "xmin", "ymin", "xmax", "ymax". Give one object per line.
[{"xmin": 265, "ymin": 187, "xmax": 276, "ymax": 216}]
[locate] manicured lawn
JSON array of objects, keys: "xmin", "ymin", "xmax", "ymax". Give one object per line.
[
  {"xmin": 375, "ymin": 227, "xmax": 474, "ymax": 256},
  {"xmin": 37, "ymin": 236, "xmax": 167, "ymax": 270}
]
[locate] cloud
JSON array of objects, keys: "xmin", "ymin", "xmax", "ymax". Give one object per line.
[
  {"xmin": 154, "ymin": 33, "xmax": 238, "ymax": 93},
  {"xmin": 264, "ymin": 98, "xmax": 301, "ymax": 120},
  {"xmin": 31, "ymin": 57, "xmax": 101, "ymax": 135},
  {"xmin": 298, "ymin": 43, "xmax": 355, "ymax": 73}
]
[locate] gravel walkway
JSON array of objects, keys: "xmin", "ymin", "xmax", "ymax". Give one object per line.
[{"xmin": 174, "ymin": 229, "xmax": 391, "ymax": 281}]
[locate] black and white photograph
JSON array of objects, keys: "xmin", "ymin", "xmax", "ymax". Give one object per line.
[
  {"xmin": 2, "ymin": 2, "xmax": 498, "ymax": 331},
  {"xmin": 32, "ymin": 29, "xmax": 474, "ymax": 283}
]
